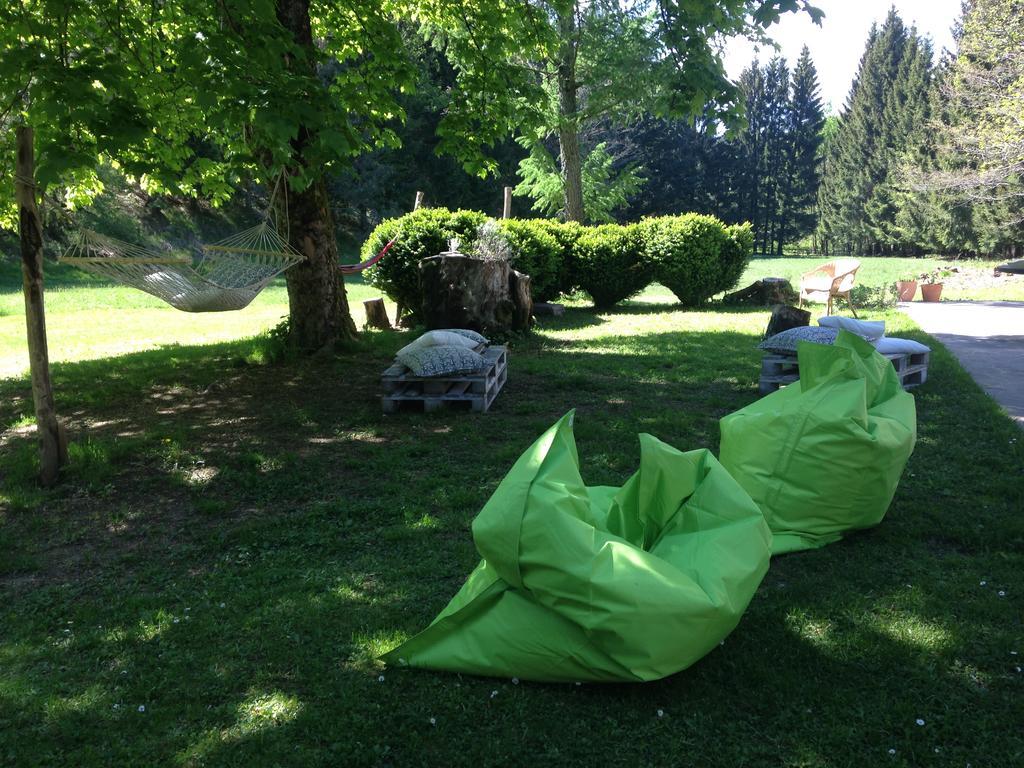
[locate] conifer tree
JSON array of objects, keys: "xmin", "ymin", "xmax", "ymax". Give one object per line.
[
  {"xmin": 818, "ymin": 9, "xmax": 934, "ymax": 255},
  {"xmin": 778, "ymin": 46, "xmax": 824, "ymax": 251}
]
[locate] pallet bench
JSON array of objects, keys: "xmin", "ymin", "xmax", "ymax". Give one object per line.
[
  {"xmin": 381, "ymin": 345, "xmax": 508, "ymax": 413},
  {"xmin": 759, "ymin": 349, "xmax": 929, "ymax": 395}
]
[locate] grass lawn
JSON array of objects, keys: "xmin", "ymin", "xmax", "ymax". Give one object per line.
[
  {"xmin": 0, "ymin": 261, "xmax": 391, "ymax": 379},
  {"xmin": 3, "ymin": 255, "xmax": 1023, "ymax": 379},
  {"xmin": 1, "ymin": 266, "xmax": 1022, "ymax": 765},
  {"xmin": 738, "ymin": 255, "xmax": 1024, "ymax": 302}
]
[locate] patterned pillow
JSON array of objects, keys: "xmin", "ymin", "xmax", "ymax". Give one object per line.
[
  {"xmin": 397, "ymin": 345, "xmax": 488, "ymax": 377},
  {"xmin": 758, "ymin": 326, "xmax": 840, "ymax": 355},
  {"xmin": 397, "ymin": 330, "xmax": 480, "ymax": 358},
  {"xmin": 440, "ymin": 328, "xmax": 489, "ymax": 345}
]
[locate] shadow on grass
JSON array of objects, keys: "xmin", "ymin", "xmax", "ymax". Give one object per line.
[{"xmin": 1, "ymin": 313, "xmax": 1022, "ymax": 765}]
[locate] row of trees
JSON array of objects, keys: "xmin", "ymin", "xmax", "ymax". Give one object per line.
[
  {"xmin": 346, "ymin": 46, "xmax": 828, "ymax": 257},
  {"xmin": 819, "ymin": 1, "xmax": 1023, "ymax": 258}
]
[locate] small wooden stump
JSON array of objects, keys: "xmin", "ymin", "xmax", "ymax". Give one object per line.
[
  {"xmin": 533, "ymin": 302, "xmax": 566, "ymax": 317},
  {"xmin": 363, "ymin": 297, "xmax": 391, "ymax": 330},
  {"xmin": 764, "ymin": 305, "xmax": 810, "ymax": 338}
]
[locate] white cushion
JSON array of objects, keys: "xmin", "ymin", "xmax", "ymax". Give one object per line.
[
  {"xmin": 398, "ymin": 330, "xmax": 480, "ymax": 358},
  {"xmin": 874, "ymin": 337, "xmax": 931, "ymax": 355},
  {"xmin": 818, "ymin": 316, "xmax": 885, "ymax": 342}
]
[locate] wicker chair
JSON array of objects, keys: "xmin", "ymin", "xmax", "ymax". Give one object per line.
[{"xmin": 798, "ymin": 259, "xmax": 861, "ymax": 317}]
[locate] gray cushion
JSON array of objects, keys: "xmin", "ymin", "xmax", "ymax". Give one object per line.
[
  {"xmin": 397, "ymin": 345, "xmax": 488, "ymax": 377},
  {"xmin": 758, "ymin": 326, "xmax": 840, "ymax": 355},
  {"xmin": 440, "ymin": 328, "xmax": 489, "ymax": 345}
]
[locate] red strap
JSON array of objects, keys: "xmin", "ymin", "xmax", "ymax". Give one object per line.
[{"xmin": 340, "ymin": 235, "xmax": 398, "ymax": 275}]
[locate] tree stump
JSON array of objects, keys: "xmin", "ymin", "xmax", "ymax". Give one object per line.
[
  {"xmin": 363, "ymin": 298, "xmax": 391, "ymax": 330},
  {"xmin": 764, "ymin": 305, "xmax": 811, "ymax": 338},
  {"xmin": 419, "ymin": 255, "xmax": 532, "ymax": 334},
  {"xmin": 508, "ymin": 269, "xmax": 532, "ymax": 332},
  {"xmin": 724, "ymin": 277, "xmax": 799, "ymax": 306}
]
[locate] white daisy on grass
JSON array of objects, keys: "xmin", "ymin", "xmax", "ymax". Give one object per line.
[{"xmin": 916, "ymin": 718, "xmax": 925, "ymax": 726}]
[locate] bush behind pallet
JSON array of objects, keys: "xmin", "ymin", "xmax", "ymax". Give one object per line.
[{"xmin": 362, "ymin": 209, "xmax": 752, "ymax": 316}]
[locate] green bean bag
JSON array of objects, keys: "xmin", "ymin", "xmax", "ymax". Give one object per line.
[
  {"xmin": 720, "ymin": 330, "xmax": 917, "ymax": 555},
  {"xmin": 382, "ymin": 411, "xmax": 771, "ymax": 682}
]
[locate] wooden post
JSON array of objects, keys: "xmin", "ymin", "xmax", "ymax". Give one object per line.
[
  {"xmin": 413, "ymin": 190, "xmax": 424, "ymax": 211},
  {"xmin": 15, "ymin": 126, "xmax": 68, "ymax": 486},
  {"xmin": 362, "ymin": 297, "xmax": 391, "ymax": 330},
  {"xmin": 502, "ymin": 186, "xmax": 512, "ymax": 219}
]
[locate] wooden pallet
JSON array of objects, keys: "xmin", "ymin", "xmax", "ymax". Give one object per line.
[
  {"xmin": 381, "ymin": 345, "xmax": 508, "ymax": 413},
  {"xmin": 759, "ymin": 350, "xmax": 930, "ymax": 395}
]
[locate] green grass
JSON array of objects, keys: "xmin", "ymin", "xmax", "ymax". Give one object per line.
[
  {"xmin": 0, "ymin": 261, "xmax": 389, "ymax": 378},
  {"xmin": 1, "ymin": 293, "xmax": 1022, "ymax": 766},
  {"xmin": 3, "ymin": 254, "xmax": 1023, "ymax": 379},
  {"xmin": 739, "ymin": 255, "xmax": 1024, "ymax": 302}
]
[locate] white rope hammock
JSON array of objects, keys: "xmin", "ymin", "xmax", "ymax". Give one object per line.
[{"xmin": 60, "ymin": 223, "xmax": 303, "ymax": 312}]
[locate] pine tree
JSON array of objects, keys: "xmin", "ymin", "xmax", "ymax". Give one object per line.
[
  {"xmin": 760, "ymin": 57, "xmax": 791, "ymax": 255},
  {"xmin": 778, "ymin": 46, "xmax": 824, "ymax": 252},
  {"xmin": 818, "ymin": 9, "xmax": 934, "ymax": 255}
]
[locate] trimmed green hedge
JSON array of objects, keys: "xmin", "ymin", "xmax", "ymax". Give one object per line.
[
  {"xmin": 575, "ymin": 224, "xmax": 652, "ymax": 309},
  {"xmin": 640, "ymin": 215, "xmax": 754, "ymax": 307},
  {"xmin": 361, "ymin": 209, "xmax": 752, "ymax": 315}
]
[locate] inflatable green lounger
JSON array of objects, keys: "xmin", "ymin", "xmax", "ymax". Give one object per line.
[
  {"xmin": 720, "ymin": 330, "xmax": 917, "ymax": 555},
  {"xmin": 382, "ymin": 411, "xmax": 771, "ymax": 683}
]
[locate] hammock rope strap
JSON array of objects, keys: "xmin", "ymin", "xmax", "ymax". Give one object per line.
[{"xmin": 340, "ymin": 235, "xmax": 399, "ymax": 275}]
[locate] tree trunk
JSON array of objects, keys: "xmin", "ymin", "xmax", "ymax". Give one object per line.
[
  {"xmin": 276, "ymin": 0, "xmax": 357, "ymax": 350},
  {"xmin": 724, "ymin": 278, "xmax": 799, "ymax": 306},
  {"xmin": 556, "ymin": 8, "xmax": 585, "ymax": 223},
  {"xmin": 763, "ymin": 304, "xmax": 811, "ymax": 338},
  {"xmin": 284, "ymin": 176, "xmax": 357, "ymax": 349},
  {"xmin": 16, "ymin": 126, "xmax": 68, "ymax": 486},
  {"xmin": 363, "ymin": 298, "xmax": 391, "ymax": 330},
  {"xmin": 419, "ymin": 256, "xmax": 531, "ymax": 334}
]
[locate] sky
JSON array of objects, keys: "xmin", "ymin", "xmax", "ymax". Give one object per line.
[{"xmin": 723, "ymin": 0, "xmax": 964, "ymax": 113}]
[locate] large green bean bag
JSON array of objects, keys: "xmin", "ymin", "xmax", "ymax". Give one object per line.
[
  {"xmin": 720, "ymin": 330, "xmax": 917, "ymax": 555},
  {"xmin": 382, "ymin": 411, "xmax": 772, "ymax": 682}
]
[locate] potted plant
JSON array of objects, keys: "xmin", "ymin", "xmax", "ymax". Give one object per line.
[
  {"xmin": 920, "ymin": 268, "xmax": 951, "ymax": 302},
  {"xmin": 895, "ymin": 274, "xmax": 918, "ymax": 301}
]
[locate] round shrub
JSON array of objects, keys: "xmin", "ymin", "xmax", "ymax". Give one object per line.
[
  {"xmin": 575, "ymin": 224, "xmax": 652, "ymax": 309},
  {"xmin": 362, "ymin": 208, "xmax": 486, "ymax": 313},
  {"xmin": 641, "ymin": 214, "xmax": 746, "ymax": 307}
]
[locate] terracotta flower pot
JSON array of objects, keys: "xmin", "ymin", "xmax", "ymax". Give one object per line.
[
  {"xmin": 921, "ymin": 282, "xmax": 943, "ymax": 302},
  {"xmin": 896, "ymin": 280, "xmax": 918, "ymax": 301}
]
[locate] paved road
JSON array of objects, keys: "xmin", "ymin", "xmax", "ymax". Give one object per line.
[{"xmin": 900, "ymin": 300, "xmax": 1024, "ymax": 426}]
